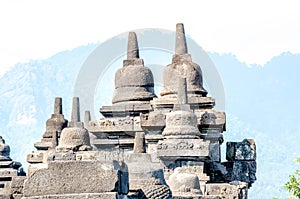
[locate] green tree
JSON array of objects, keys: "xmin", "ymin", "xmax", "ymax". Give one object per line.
[{"xmin": 285, "ymin": 158, "xmax": 300, "ymax": 198}]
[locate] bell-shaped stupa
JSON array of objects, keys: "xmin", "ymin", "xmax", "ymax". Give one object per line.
[
  {"xmin": 112, "ymin": 32, "xmax": 156, "ymax": 104},
  {"xmin": 161, "ymin": 23, "xmax": 207, "ymax": 98},
  {"xmin": 162, "ymin": 77, "xmax": 200, "ymax": 139},
  {"xmin": 57, "ymin": 97, "xmax": 91, "ymax": 152}
]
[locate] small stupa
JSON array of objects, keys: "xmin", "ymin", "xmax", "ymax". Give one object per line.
[{"xmin": 56, "ymin": 97, "xmax": 91, "ymax": 152}]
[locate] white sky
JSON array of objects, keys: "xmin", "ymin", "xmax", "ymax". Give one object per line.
[{"xmin": 0, "ymin": 0, "xmax": 299, "ymax": 75}]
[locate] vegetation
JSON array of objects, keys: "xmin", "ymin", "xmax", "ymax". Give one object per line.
[{"xmin": 285, "ymin": 158, "xmax": 300, "ymax": 198}]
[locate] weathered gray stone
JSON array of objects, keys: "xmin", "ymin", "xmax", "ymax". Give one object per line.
[
  {"xmin": 160, "ymin": 23, "xmax": 207, "ymax": 98},
  {"xmin": 23, "ymin": 161, "xmax": 128, "ymax": 196},
  {"xmin": 42, "ymin": 97, "xmax": 67, "ymax": 139},
  {"xmin": 226, "ymin": 139, "xmax": 256, "ymax": 161},
  {"xmin": 162, "ymin": 110, "xmax": 200, "ymax": 139},
  {"xmin": 167, "ymin": 165, "xmax": 210, "ymax": 196},
  {"xmin": 21, "ymin": 23, "xmax": 256, "ymax": 199},
  {"xmin": 157, "ymin": 139, "xmax": 210, "ymax": 160},
  {"xmin": 140, "ymin": 184, "xmax": 172, "ymax": 199},
  {"xmin": 127, "ymin": 32, "xmax": 139, "ymax": 59},
  {"xmin": 0, "ymin": 194, "xmax": 11, "ymax": 199},
  {"xmin": 0, "ymin": 137, "xmax": 10, "ymax": 159},
  {"xmin": 175, "ymin": 23, "xmax": 188, "ymax": 55},
  {"xmin": 84, "ymin": 110, "xmax": 91, "ymax": 128},
  {"xmin": 90, "ymin": 116, "xmax": 143, "ymax": 135},
  {"xmin": 204, "ymin": 162, "xmax": 228, "ymax": 183},
  {"xmin": 0, "ymin": 137, "xmax": 25, "ymax": 198},
  {"xmin": 177, "ymin": 77, "xmax": 188, "ymax": 104},
  {"xmin": 56, "ymin": 97, "xmax": 91, "ymax": 152},
  {"xmin": 223, "ymin": 161, "xmax": 257, "ymax": 186},
  {"xmin": 69, "ymin": 97, "xmax": 82, "ymax": 128},
  {"xmin": 133, "ymin": 132, "xmax": 146, "ymax": 153},
  {"xmin": 27, "ymin": 151, "xmax": 44, "ymax": 163},
  {"xmin": 57, "ymin": 127, "xmax": 91, "ymax": 152},
  {"xmin": 34, "ymin": 97, "xmax": 68, "ymax": 151},
  {"xmin": 112, "ymin": 32, "xmax": 156, "ymax": 104},
  {"xmin": 126, "ymin": 153, "xmax": 165, "ymax": 189},
  {"xmin": 205, "ymin": 182, "xmax": 248, "ymax": 199},
  {"xmin": 200, "ymin": 129, "xmax": 223, "ymax": 162},
  {"xmin": 22, "ymin": 192, "xmax": 119, "ymax": 199},
  {"xmin": 11, "ymin": 176, "xmax": 26, "ymax": 195}
]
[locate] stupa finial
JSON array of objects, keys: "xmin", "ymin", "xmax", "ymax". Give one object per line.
[
  {"xmin": 54, "ymin": 97, "xmax": 62, "ymax": 115},
  {"xmin": 177, "ymin": 77, "xmax": 188, "ymax": 104},
  {"xmin": 84, "ymin": 110, "xmax": 91, "ymax": 127},
  {"xmin": 175, "ymin": 23, "xmax": 188, "ymax": 55},
  {"xmin": 127, "ymin": 32, "xmax": 139, "ymax": 59},
  {"xmin": 71, "ymin": 97, "xmax": 80, "ymax": 122}
]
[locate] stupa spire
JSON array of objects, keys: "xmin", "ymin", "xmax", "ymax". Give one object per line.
[
  {"xmin": 71, "ymin": 97, "xmax": 80, "ymax": 122},
  {"xmin": 127, "ymin": 32, "xmax": 139, "ymax": 59},
  {"xmin": 177, "ymin": 77, "xmax": 188, "ymax": 104},
  {"xmin": 175, "ymin": 23, "xmax": 188, "ymax": 55},
  {"xmin": 84, "ymin": 110, "xmax": 91, "ymax": 128},
  {"xmin": 69, "ymin": 97, "xmax": 83, "ymax": 128},
  {"xmin": 54, "ymin": 97, "xmax": 62, "ymax": 114}
]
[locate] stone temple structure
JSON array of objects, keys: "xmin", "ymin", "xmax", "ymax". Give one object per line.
[{"xmin": 0, "ymin": 23, "xmax": 256, "ymax": 198}]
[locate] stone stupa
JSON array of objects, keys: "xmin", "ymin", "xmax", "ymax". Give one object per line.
[{"xmin": 0, "ymin": 23, "xmax": 257, "ymax": 199}]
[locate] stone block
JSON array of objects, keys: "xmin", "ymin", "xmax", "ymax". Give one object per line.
[
  {"xmin": 194, "ymin": 110, "xmax": 225, "ymax": 129},
  {"xmin": 140, "ymin": 184, "xmax": 172, "ymax": 199},
  {"xmin": 11, "ymin": 176, "xmax": 26, "ymax": 195},
  {"xmin": 89, "ymin": 117, "xmax": 143, "ymax": 135},
  {"xmin": 23, "ymin": 160, "xmax": 128, "ymax": 197},
  {"xmin": 12, "ymin": 194, "xmax": 23, "ymax": 199},
  {"xmin": 0, "ymin": 194, "xmax": 11, "ymax": 199},
  {"xmin": 224, "ymin": 161, "xmax": 257, "ymax": 186},
  {"xmin": 22, "ymin": 192, "xmax": 118, "ymax": 199},
  {"xmin": 140, "ymin": 111, "xmax": 166, "ymax": 133},
  {"xmin": 208, "ymin": 142, "xmax": 221, "ymax": 162},
  {"xmin": 205, "ymin": 182, "xmax": 247, "ymax": 199},
  {"xmin": 126, "ymin": 153, "xmax": 166, "ymax": 191},
  {"xmin": 157, "ymin": 139, "xmax": 210, "ymax": 160},
  {"xmin": 226, "ymin": 139, "xmax": 256, "ymax": 161},
  {"xmin": 204, "ymin": 162, "xmax": 228, "ymax": 183},
  {"xmin": 27, "ymin": 152, "xmax": 44, "ymax": 163},
  {"xmin": 0, "ymin": 161, "xmax": 13, "ymax": 168},
  {"xmin": 0, "ymin": 168, "xmax": 18, "ymax": 177}
]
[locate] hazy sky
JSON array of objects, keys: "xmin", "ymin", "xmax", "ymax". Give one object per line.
[{"xmin": 0, "ymin": 0, "xmax": 299, "ymax": 75}]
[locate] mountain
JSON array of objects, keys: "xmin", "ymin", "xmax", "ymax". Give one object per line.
[
  {"xmin": 0, "ymin": 43, "xmax": 299, "ymax": 198},
  {"xmin": 211, "ymin": 52, "xmax": 300, "ymax": 198},
  {"xmin": 0, "ymin": 44, "xmax": 97, "ymax": 167}
]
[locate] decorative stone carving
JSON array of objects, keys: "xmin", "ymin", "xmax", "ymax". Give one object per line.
[
  {"xmin": 140, "ymin": 184, "xmax": 172, "ymax": 199},
  {"xmin": 200, "ymin": 111, "xmax": 217, "ymax": 125}
]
